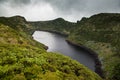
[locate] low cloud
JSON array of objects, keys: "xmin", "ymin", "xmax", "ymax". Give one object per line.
[{"xmin": 0, "ymin": 0, "xmax": 120, "ymax": 22}]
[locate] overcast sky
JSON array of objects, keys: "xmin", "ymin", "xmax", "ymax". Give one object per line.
[{"xmin": 0, "ymin": 0, "xmax": 120, "ymax": 22}]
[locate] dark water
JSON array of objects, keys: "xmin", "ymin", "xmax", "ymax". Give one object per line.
[{"xmin": 32, "ymin": 31, "xmax": 95, "ymax": 71}]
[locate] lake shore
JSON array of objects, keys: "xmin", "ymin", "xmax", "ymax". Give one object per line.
[
  {"xmin": 32, "ymin": 30, "xmax": 104, "ymax": 78},
  {"xmin": 34, "ymin": 30, "xmax": 68, "ymax": 36},
  {"xmin": 66, "ymin": 39, "xmax": 104, "ymax": 78}
]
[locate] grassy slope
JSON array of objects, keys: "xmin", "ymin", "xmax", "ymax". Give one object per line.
[
  {"xmin": 68, "ymin": 13, "xmax": 120, "ymax": 80},
  {"xmin": 29, "ymin": 13, "xmax": 120, "ymax": 80},
  {"xmin": 0, "ymin": 18, "xmax": 102, "ymax": 80}
]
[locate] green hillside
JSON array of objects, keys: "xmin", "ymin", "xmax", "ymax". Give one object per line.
[
  {"xmin": 68, "ymin": 13, "xmax": 120, "ymax": 80},
  {"xmin": 0, "ymin": 17, "xmax": 102, "ymax": 80},
  {"xmin": 29, "ymin": 13, "xmax": 120, "ymax": 80}
]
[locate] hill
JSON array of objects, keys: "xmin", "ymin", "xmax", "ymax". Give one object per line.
[
  {"xmin": 0, "ymin": 16, "xmax": 102, "ymax": 80},
  {"xmin": 29, "ymin": 17, "xmax": 76, "ymax": 35},
  {"xmin": 68, "ymin": 13, "xmax": 120, "ymax": 80},
  {"xmin": 29, "ymin": 13, "xmax": 120, "ymax": 80}
]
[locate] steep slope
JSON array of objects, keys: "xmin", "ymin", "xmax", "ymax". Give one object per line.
[
  {"xmin": 0, "ymin": 17, "xmax": 102, "ymax": 79},
  {"xmin": 68, "ymin": 13, "xmax": 120, "ymax": 80},
  {"xmin": 28, "ymin": 13, "xmax": 120, "ymax": 80}
]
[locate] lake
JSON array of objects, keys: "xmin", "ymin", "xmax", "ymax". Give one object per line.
[{"xmin": 32, "ymin": 31, "xmax": 95, "ymax": 71}]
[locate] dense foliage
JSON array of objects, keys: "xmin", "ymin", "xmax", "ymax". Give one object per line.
[
  {"xmin": 0, "ymin": 18, "xmax": 102, "ymax": 79},
  {"xmin": 0, "ymin": 44, "xmax": 101, "ymax": 80}
]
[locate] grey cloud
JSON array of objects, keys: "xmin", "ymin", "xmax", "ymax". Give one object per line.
[
  {"xmin": 44, "ymin": 0, "xmax": 87, "ymax": 14},
  {"xmin": 10, "ymin": 0, "xmax": 31, "ymax": 7},
  {"xmin": 0, "ymin": 0, "xmax": 31, "ymax": 7},
  {"xmin": 13, "ymin": 0, "xmax": 31, "ymax": 7},
  {"xmin": 1, "ymin": 0, "xmax": 120, "ymax": 13},
  {"xmin": 44, "ymin": 0, "xmax": 120, "ymax": 15},
  {"xmin": 0, "ymin": 0, "xmax": 120, "ymax": 22},
  {"xmin": 0, "ymin": 0, "xmax": 5, "ymax": 2},
  {"xmin": 85, "ymin": 0, "xmax": 120, "ymax": 12},
  {"xmin": 0, "ymin": 0, "xmax": 31, "ymax": 4},
  {"xmin": 12, "ymin": 0, "xmax": 31, "ymax": 5}
]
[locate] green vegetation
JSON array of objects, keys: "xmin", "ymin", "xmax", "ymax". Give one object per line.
[
  {"xmin": 29, "ymin": 18, "xmax": 75, "ymax": 35},
  {"xmin": 29, "ymin": 13, "xmax": 120, "ymax": 80},
  {"xmin": 0, "ymin": 17, "xmax": 102, "ymax": 79},
  {"xmin": 68, "ymin": 13, "xmax": 120, "ymax": 80},
  {"xmin": 1, "ymin": 13, "xmax": 120, "ymax": 80},
  {"xmin": 0, "ymin": 44, "xmax": 101, "ymax": 80}
]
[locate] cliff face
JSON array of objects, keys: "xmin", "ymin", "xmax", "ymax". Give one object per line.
[{"xmin": 0, "ymin": 16, "xmax": 102, "ymax": 79}]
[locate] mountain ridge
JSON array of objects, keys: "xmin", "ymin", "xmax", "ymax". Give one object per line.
[
  {"xmin": 0, "ymin": 13, "xmax": 120, "ymax": 80},
  {"xmin": 0, "ymin": 14, "xmax": 103, "ymax": 79},
  {"xmin": 29, "ymin": 13, "xmax": 120, "ymax": 80}
]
